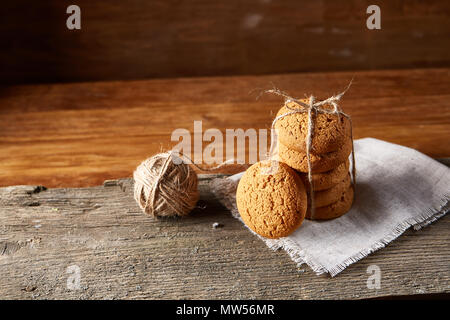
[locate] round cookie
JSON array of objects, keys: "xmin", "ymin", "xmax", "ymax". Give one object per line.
[
  {"xmin": 236, "ymin": 160, "xmax": 307, "ymax": 239},
  {"xmin": 301, "ymin": 159, "xmax": 350, "ymax": 191},
  {"xmin": 306, "ymin": 185, "xmax": 354, "ymax": 220},
  {"xmin": 278, "ymin": 138, "xmax": 352, "ymax": 173},
  {"xmin": 275, "ymin": 100, "xmax": 351, "ymax": 154},
  {"xmin": 311, "ymin": 174, "xmax": 351, "ymax": 207}
]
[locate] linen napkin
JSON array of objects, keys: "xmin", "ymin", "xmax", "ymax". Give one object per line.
[{"xmin": 210, "ymin": 138, "xmax": 450, "ymax": 276}]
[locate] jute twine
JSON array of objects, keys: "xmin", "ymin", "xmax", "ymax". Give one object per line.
[
  {"xmin": 133, "ymin": 151, "xmax": 235, "ymax": 217},
  {"xmin": 133, "ymin": 152, "xmax": 200, "ymax": 218},
  {"xmin": 266, "ymin": 83, "xmax": 356, "ymax": 220}
]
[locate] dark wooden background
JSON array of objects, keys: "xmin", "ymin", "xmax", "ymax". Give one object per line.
[{"xmin": 2, "ymin": 0, "xmax": 449, "ymax": 84}]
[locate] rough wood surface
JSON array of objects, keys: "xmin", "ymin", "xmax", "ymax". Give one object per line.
[
  {"xmin": 2, "ymin": 0, "xmax": 450, "ymax": 84},
  {"xmin": 0, "ymin": 175, "xmax": 448, "ymax": 300},
  {"xmin": 1, "ymin": 68, "xmax": 450, "ymax": 188}
]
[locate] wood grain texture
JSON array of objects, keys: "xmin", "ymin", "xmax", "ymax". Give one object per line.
[
  {"xmin": 0, "ymin": 175, "xmax": 448, "ymax": 300},
  {"xmin": 1, "ymin": 0, "xmax": 449, "ymax": 84},
  {"xmin": 1, "ymin": 68, "xmax": 450, "ymax": 188}
]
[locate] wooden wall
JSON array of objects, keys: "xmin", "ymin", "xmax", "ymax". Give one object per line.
[{"xmin": 1, "ymin": 0, "xmax": 449, "ymax": 84}]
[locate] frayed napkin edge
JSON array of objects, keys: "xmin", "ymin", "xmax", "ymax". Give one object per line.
[{"xmin": 324, "ymin": 193, "xmax": 449, "ymax": 276}]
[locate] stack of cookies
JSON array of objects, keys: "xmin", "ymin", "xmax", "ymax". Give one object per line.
[
  {"xmin": 275, "ymin": 100, "xmax": 354, "ymax": 220},
  {"xmin": 236, "ymin": 96, "xmax": 354, "ymax": 239}
]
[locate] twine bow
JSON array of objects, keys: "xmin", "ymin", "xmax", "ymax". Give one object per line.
[{"xmin": 267, "ymin": 83, "xmax": 356, "ymax": 220}]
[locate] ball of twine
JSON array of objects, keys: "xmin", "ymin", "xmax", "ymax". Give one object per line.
[{"xmin": 133, "ymin": 152, "xmax": 199, "ymax": 218}]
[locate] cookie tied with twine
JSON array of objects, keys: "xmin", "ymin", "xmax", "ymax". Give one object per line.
[
  {"xmin": 133, "ymin": 152, "xmax": 199, "ymax": 218},
  {"xmin": 266, "ymin": 82, "xmax": 356, "ymax": 220}
]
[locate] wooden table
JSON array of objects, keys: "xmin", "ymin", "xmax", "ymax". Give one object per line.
[{"xmin": 0, "ymin": 68, "xmax": 449, "ymax": 299}]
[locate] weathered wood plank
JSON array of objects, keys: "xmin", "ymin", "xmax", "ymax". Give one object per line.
[{"xmin": 0, "ymin": 175, "xmax": 448, "ymax": 299}]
